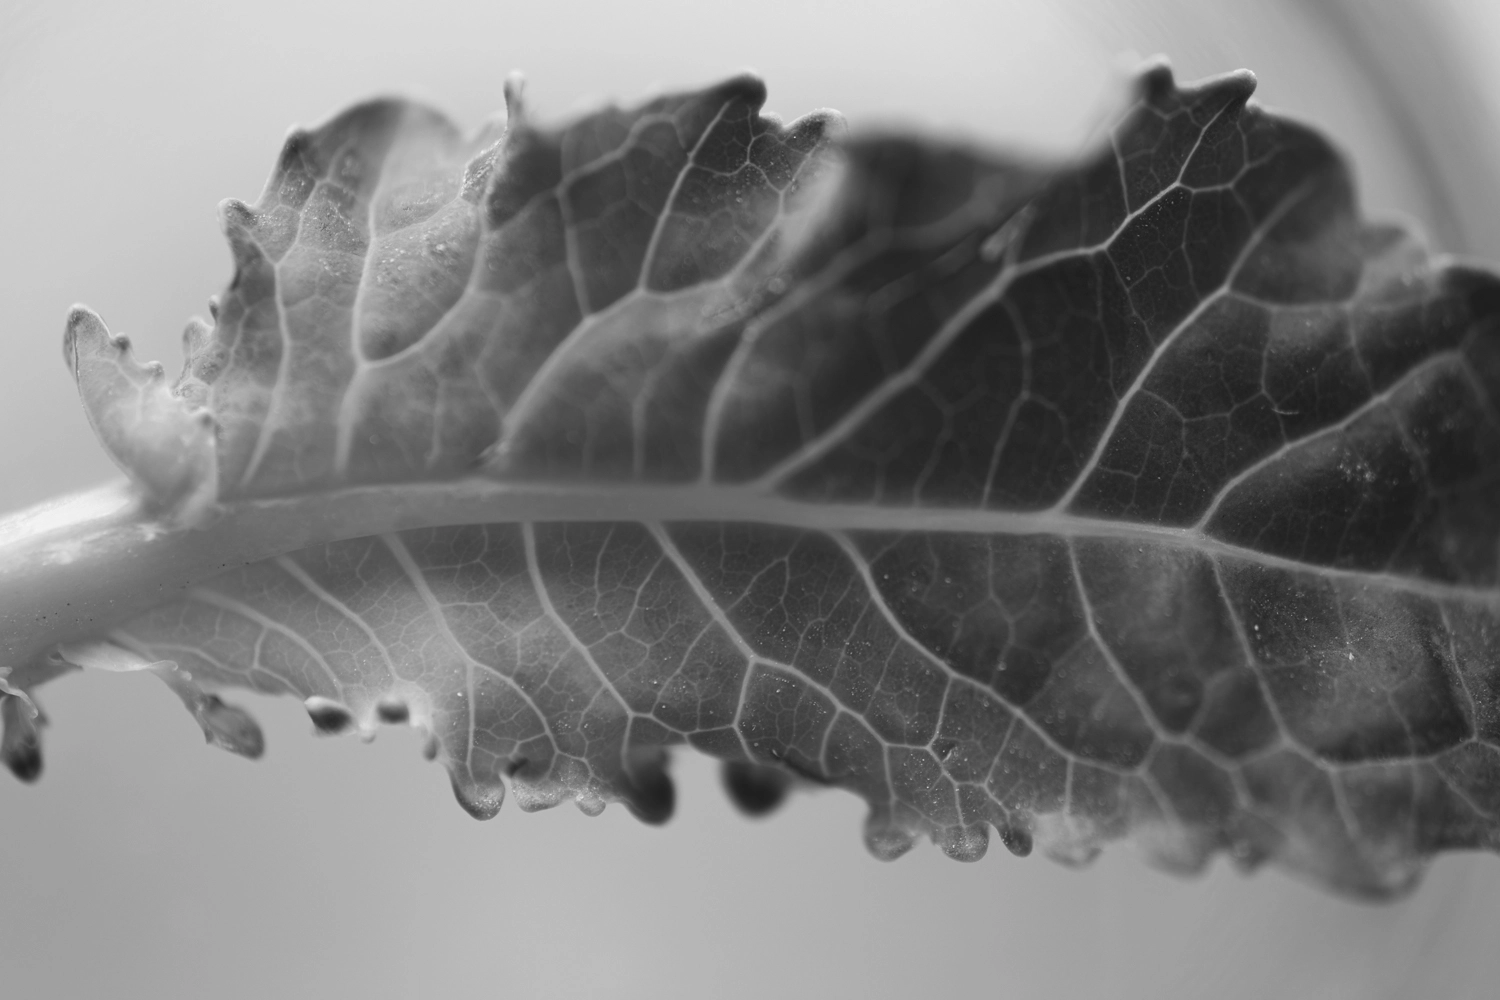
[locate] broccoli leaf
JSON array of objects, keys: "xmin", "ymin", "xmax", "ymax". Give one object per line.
[{"xmin": 5, "ymin": 65, "xmax": 1500, "ymax": 899}]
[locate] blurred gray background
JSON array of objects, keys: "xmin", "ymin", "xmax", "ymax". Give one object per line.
[{"xmin": 4, "ymin": 1, "xmax": 1500, "ymax": 996}]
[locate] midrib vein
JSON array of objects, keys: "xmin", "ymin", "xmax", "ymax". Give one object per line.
[
  {"xmin": 7, "ymin": 475, "xmax": 1490, "ymax": 672},
  {"xmin": 211, "ymin": 480, "xmax": 1500, "ymax": 607}
]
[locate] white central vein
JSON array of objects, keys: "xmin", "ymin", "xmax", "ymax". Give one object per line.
[{"xmin": 201, "ymin": 480, "xmax": 1500, "ymax": 608}]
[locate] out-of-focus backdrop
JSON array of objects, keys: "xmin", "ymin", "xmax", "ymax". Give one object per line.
[{"xmin": 3, "ymin": 1, "xmax": 1500, "ymax": 996}]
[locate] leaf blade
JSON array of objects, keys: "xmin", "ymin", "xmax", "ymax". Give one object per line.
[{"xmin": 9, "ymin": 64, "xmax": 1500, "ymax": 898}]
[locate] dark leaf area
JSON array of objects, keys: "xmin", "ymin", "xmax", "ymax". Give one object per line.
[{"xmin": 34, "ymin": 67, "xmax": 1500, "ymax": 897}]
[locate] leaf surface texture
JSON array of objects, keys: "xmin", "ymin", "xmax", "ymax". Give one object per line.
[{"xmin": 18, "ymin": 67, "xmax": 1500, "ymax": 897}]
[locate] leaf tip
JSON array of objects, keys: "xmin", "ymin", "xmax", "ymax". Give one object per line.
[
  {"xmin": 303, "ymin": 695, "xmax": 356, "ymax": 735},
  {"xmin": 1032, "ymin": 812, "xmax": 1104, "ymax": 868},
  {"xmin": 1, "ymin": 694, "xmax": 43, "ymax": 783},
  {"xmin": 1132, "ymin": 57, "xmax": 1257, "ymax": 109},
  {"xmin": 64, "ymin": 306, "xmax": 218, "ymax": 518},
  {"xmin": 937, "ymin": 824, "xmax": 990, "ymax": 863},
  {"xmin": 1227, "ymin": 834, "xmax": 1271, "ymax": 873},
  {"xmin": 4, "ymin": 740, "xmax": 41, "ymax": 782},
  {"xmin": 449, "ymin": 769, "xmax": 506, "ymax": 820},
  {"xmin": 503, "ymin": 72, "xmax": 526, "ymax": 125},
  {"xmin": 621, "ymin": 751, "xmax": 675, "ymax": 825},
  {"xmin": 721, "ymin": 760, "xmax": 792, "ymax": 817},
  {"xmin": 999, "ymin": 824, "xmax": 1033, "ymax": 858},
  {"xmin": 574, "ymin": 791, "xmax": 607, "ymax": 817},
  {"xmin": 194, "ymin": 694, "xmax": 265, "ymax": 760},
  {"xmin": 1132, "ymin": 56, "xmax": 1177, "ymax": 99},
  {"xmin": 181, "ymin": 316, "xmax": 212, "ymax": 357},
  {"xmin": 375, "ymin": 695, "xmax": 410, "ymax": 725},
  {"xmin": 148, "ymin": 660, "xmax": 266, "ymax": 760},
  {"xmin": 217, "ymin": 198, "xmax": 262, "ymax": 255},
  {"xmin": 863, "ymin": 817, "xmax": 917, "ymax": 862},
  {"xmin": 715, "ymin": 71, "xmax": 768, "ymax": 109},
  {"xmin": 62, "ymin": 304, "xmax": 109, "ymax": 373}
]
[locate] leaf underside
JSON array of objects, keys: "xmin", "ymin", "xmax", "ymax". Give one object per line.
[{"xmin": 12, "ymin": 65, "xmax": 1500, "ymax": 899}]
